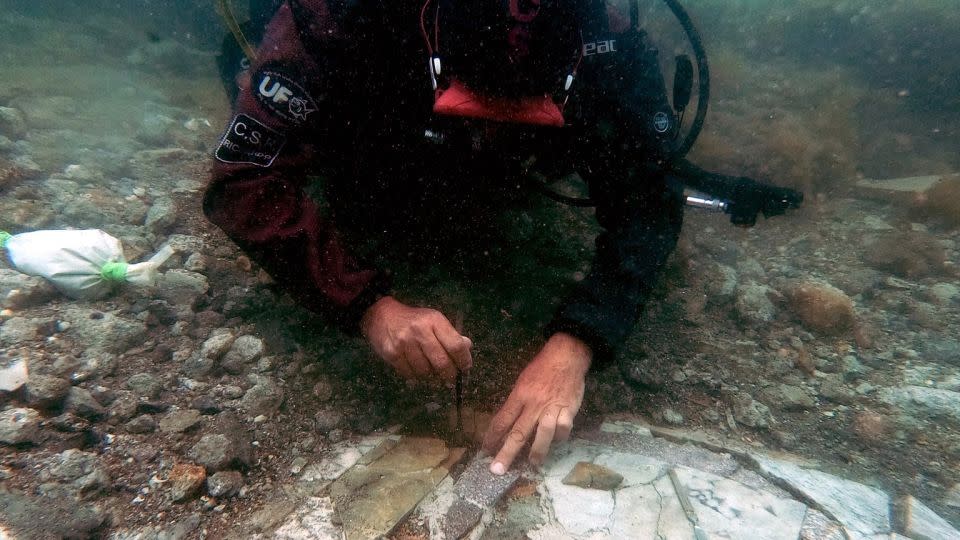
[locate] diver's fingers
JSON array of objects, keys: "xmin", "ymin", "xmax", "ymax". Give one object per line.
[
  {"xmin": 491, "ymin": 410, "xmax": 537, "ymax": 475},
  {"xmin": 529, "ymin": 407, "xmax": 559, "ymax": 466},
  {"xmin": 420, "ymin": 340, "xmax": 457, "ymax": 383},
  {"xmin": 434, "ymin": 324, "xmax": 473, "ymax": 372},
  {"xmin": 402, "ymin": 341, "xmax": 432, "ymax": 380}
]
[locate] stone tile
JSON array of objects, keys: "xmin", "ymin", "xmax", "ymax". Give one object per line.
[
  {"xmin": 299, "ymin": 442, "xmax": 366, "ymax": 483},
  {"xmin": 440, "ymin": 455, "xmax": 520, "ymax": 539},
  {"xmin": 329, "ymin": 437, "xmax": 458, "ymax": 540},
  {"xmin": 674, "ymin": 465, "xmax": 808, "ymax": 540},
  {"xmin": 273, "ymin": 496, "xmax": 340, "ymax": 540},
  {"xmin": 897, "ymin": 495, "xmax": 960, "ymax": 540},
  {"xmin": 755, "ymin": 456, "xmax": 891, "ymax": 539}
]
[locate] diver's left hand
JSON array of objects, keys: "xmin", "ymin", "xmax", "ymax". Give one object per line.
[{"xmin": 482, "ymin": 332, "xmax": 591, "ymax": 474}]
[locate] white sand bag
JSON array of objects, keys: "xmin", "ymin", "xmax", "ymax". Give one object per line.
[{"xmin": 0, "ymin": 229, "xmax": 175, "ymax": 300}]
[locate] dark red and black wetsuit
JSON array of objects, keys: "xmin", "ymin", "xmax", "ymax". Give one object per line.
[{"xmin": 203, "ymin": 0, "xmax": 684, "ymax": 364}]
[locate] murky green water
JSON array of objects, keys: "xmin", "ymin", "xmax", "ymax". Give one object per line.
[{"xmin": 1, "ymin": 0, "xmax": 957, "ymax": 535}]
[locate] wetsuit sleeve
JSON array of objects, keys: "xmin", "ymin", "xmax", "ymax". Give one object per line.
[
  {"xmin": 546, "ymin": 11, "xmax": 684, "ymax": 366},
  {"xmin": 203, "ymin": 1, "xmax": 389, "ymax": 329}
]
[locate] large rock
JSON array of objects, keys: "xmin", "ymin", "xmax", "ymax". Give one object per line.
[
  {"xmin": 207, "ymin": 470, "xmax": 244, "ymax": 498},
  {"xmin": 880, "ymin": 386, "xmax": 960, "ymax": 424},
  {"xmin": 784, "ymin": 280, "xmax": 856, "ymax": 335},
  {"xmin": 240, "ymin": 376, "xmax": 285, "ymax": 416},
  {"xmin": 23, "ymin": 375, "xmax": 71, "ymax": 409},
  {"xmin": 169, "ymin": 463, "xmax": 206, "ymax": 502},
  {"xmin": 44, "ymin": 449, "xmax": 110, "ymax": 493},
  {"xmin": 0, "ymin": 407, "xmax": 41, "ymax": 445}
]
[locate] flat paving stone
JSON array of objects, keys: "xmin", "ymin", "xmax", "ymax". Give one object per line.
[
  {"xmin": 897, "ymin": 495, "xmax": 960, "ymax": 540},
  {"xmin": 674, "ymin": 465, "xmax": 808, "ymax": 540},
  {"xmin": 440, "ymin": 455, "xmax": 520, "ymax": 539},
  {"xmin": 329, "ymin": 436, "xmax": 461, "ymax": 540},
  {"xmin": 755, "ymin": 456, "xmax": 891, "ymax": 539},
  {"xmin": 272, "ymin": 497, "xmax": 340, "ymax": 540}
]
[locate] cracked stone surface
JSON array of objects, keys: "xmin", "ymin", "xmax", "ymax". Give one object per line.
[
  {"xmin": 231, "ymin": 419, "xmax": 959, "ymax": 540},
  {"xmin": 755, "ymin": 456, "xmax": 892, "ymax": 539}
]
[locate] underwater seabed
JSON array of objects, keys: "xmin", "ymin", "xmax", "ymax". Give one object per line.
[{"xmin": 1, "ymin": 1, "xmax": 960, "ymax": 538}]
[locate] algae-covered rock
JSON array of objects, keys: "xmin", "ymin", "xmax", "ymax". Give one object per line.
[{"xmin": 785, "ymin": 280, "xmax": 856, "ymax": 335}]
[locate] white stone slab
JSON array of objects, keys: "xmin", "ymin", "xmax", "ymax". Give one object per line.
[
  {"xmin": 300, "ymin": 443, "xmax": 365, "ymax": 483},
  {"xmin": 755, "ymin": 457, "xmax": 891, "ymax": 539},
  {"xmin": 675, "ymin": 465, "xmax": 808, "ymax": 540},
  {"xmin": 900, "ymin": 495, "xmax": 960, "ymax": 540},
  {"xmin": 273, "ymin": 496, "xmax": 340, "ymax": 540}
]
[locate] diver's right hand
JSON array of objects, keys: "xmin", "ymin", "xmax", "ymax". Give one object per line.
[{"xmin": 360, "ymin": 296, "xmax": 473, "ymax": 383}]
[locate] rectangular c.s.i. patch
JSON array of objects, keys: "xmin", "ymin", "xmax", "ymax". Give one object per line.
[{"xmin": 215, "ymin": 114, "xmax": 286, "ymax": 167}]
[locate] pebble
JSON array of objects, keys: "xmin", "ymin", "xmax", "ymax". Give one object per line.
[
  {"xmin": 159, "ymin": 409, "xmax": 202, "ymax": 433},
  {"xmin": 125, "ymin": 372, "xmax": 163, "ymax": 399},
  {"xmin": 314, "ymin": 409, "xmax": 344, "ymax": 434},
  {"xmin": 65, "ymin": 387, "xmax": 106, "ymax": 420},
  {"xmin": 188, "ymin": 430, "xmax": 253, "ymax": 472},
  {"xmin": 125, "ymin": 414, "xmax": 157, "ymax": 434},
  {"xmin": 207, "ymin": 470, "xmax": 244, "ymax": 498},
  {"xmin": 220, "ymin": 335, "xmax": 265, "ymax": 375},
  {"xmin": 290, "ymin": 457, "xmax": 308, "ymax": 475},
  {"xmin": 661, "ymin": 407, "xmax": 685, "ymax": 425}
]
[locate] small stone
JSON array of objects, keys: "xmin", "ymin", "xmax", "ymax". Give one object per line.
[
  {"xmin": 220, "ymin": 335, "xmax": 264, "ymax": 375},
  {"xmin": 327, "ymin": 429, "xmax": 344, "ymax": 443},
  {"xmin": 312, "ymin": 379, "xmax": 334, "ymax": 402},
  {"xmin": 770, "ymin": 384, "xmax": 816, "ymax": 411},
  {"xmin": 188, "ymin": 432, "xmax": 253, "ymax": 472},
  {"xmin": 729, "ymin": 392, "xmax": 772, "ymax": 428},
  {"xmin": 207, "ymin": 470, "xmax": 244, "ymax": 498},
  {"xmin": 0, "ymin": 407, "xmax": 42, "ymax": 445},
  {"xmin": 124, "ymin": 414, "xmax": 157, "ymax": 434},
  {"xmin": 125, "ymin": 372, "xmax": 163, "ymax": 399},
  {"xmin": 159, "ymin": 409, "xmax": 202, "ymax": 433},
  {"xmin": 169, "ymin": 463, "xmax": 206, "ymax": 502},
  {"xmin": 0, "ymin": 269, "xmax": 57, "ymax": 310},
  {"xmin": 661, "ymin": 407, "xmax": 684, "ymax": 425},
  {"xmin": 290, "ymin": 457, "xmax": 308, "ymax": 475},
  {"xmin": 190, "ymin": 396, "xmax": 221, "ymax": 415},
  {"xmin": 239, "ymin": 376, "xmax": 284, "ymax": 416},
  {"xmin": 0, "ymin": 316, "xmax": 44, "ymax": 345},
  {"xmin": 64, "ymin": 387, "xmax": 106, "ymax": 420},
  {"xmin": 314, "ymin": 409, "xmax": 343, "ymax": 433},
  {"xmin": 562, "ymin": 461, "xmax": 624, "ymax": 491},
  {"xmin": 819, "ymin": 376, "xmax": 856, "ymax": 404},
  {"xmin": 735, "ymin": 282, "xmax": 779, "ymax": 323},
  {"xmin": 851, "ymin": 410, "xmax": 890, "ymax": 444}
]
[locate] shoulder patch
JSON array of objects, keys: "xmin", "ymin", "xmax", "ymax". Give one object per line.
[
  {"xmin": 253, "ymin": 67, "xmax": 318, "ymax": 125},
  {"xmin": 215, "ymin": 114, "xmax": 286, "ymax": 167}
]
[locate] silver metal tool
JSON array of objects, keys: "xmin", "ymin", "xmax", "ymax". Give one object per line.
[{"xmin": 668, "ymin": 468, "xmax": 710, "ymax": 540}]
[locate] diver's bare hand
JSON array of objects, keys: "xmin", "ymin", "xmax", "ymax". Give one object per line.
[
  {"xmin": 482, "ymin": 332, "xmax": 590, "ymax": 474},
  {"xmin": 361, "ymin": 296, "xmax": 472, "ymax": 383}
]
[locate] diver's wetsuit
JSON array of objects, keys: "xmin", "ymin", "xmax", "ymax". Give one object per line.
[{"xmin": 204, "ymin": 0, "xmax": 684, "ymax": 364}]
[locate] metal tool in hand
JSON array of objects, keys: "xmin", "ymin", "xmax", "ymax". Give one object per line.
[
  {"xmin": 452, "ymin": 312, "xmax": 468, "ymax": 445},
  {"xmin": 668, "ymin": 468, "xmax": 710, "ymax": 540}
]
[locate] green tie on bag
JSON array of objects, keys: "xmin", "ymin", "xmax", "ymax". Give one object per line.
[{"xmin": 1, "ymin": 229, "xmax": 175, "ymax": 300}]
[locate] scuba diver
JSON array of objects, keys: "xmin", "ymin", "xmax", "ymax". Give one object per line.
[{"xmin": 205, "ymin": 0, "xmax": 801, "ymax": 475}]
